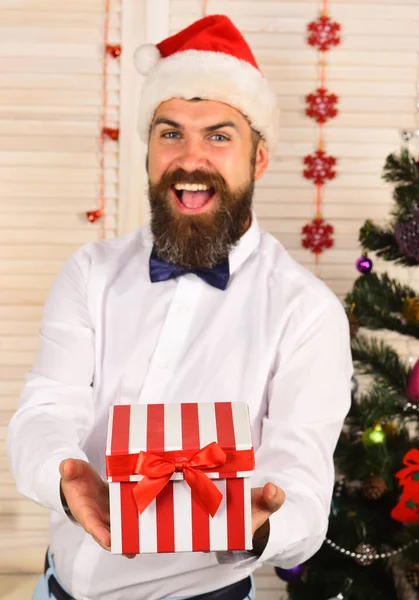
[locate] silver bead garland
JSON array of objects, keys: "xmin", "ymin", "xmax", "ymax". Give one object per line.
[
  {"xmin": 325, "ymin": 537, "xmax": 419, "ymax": 563},
  {"xmin": 404, "ymin": 401, "xmax": 419, "ymax": 412}
]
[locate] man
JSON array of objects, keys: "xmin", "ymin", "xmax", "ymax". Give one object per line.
[{"xmin": 7, "ymin": 14, "xmax": 352, "ymax": 600}]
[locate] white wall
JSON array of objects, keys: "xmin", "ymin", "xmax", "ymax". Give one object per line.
[{"xmin": 1, "ymin": 1, "xmax": 419, "ymax": 592}]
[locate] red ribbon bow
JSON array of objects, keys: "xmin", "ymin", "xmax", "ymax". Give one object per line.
[
  {"xmin": 395, "ymin": 448, "xmax": 419, "ymax": 485},
  {"xmin": 133, "ymin": 441, "xmax": 226, "ymax": 517}
]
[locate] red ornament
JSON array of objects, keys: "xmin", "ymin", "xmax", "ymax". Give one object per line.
[
  {"xmin": 306, "ymin": 87, "xmax": 338, "ymax": 123},
  {"xmin": 106, "ymin": 44, "xmax": 121, "ymax": 58},
  {"xmin": 86, "ymin": 209, "xmax": 104, "ymax": 223},
  {"xmin": 301, "ymin": 217, "xmax": 334, "ymax": 255},
  {"xmin": 103, "ymin": 127, "xmax": 119, "ymax": 141},
  {"xmin": 303, "ymin": 150, "xmax": 337, "ymax": 185},
  {"xmin": 307, "ymin": 15, "xmax": 341, "ymax": 51},
  {"xmin": 407, "ymin": 359, "xmax": 419, "ymax": 403},
  {"xmin": 391, "ymin": 449, "xmax": 419, "ymax": 523}
]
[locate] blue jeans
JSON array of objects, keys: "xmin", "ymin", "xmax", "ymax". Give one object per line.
[{"xmin": 32, "ymin": 549, "xmax": 255, "ymax": 600}]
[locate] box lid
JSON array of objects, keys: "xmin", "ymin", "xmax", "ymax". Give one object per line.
[{"xmin": 106, "ymin": 402, "xmax": 254, "ymax": 482}]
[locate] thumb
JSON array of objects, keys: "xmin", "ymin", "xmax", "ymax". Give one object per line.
[
  {"xmin": 59, "ymin": 458, "xmax": 87, "ymax": 482},
  {"xmin": 261, "ymin": 482, "xmax": 285, "ymax": 514}
]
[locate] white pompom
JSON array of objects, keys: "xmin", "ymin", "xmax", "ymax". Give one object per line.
[{"xmin": 133, "ymin": 44, "xmax": 161, "ymax": 76}]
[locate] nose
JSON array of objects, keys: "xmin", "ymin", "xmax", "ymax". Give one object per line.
[{"xmin": 175, "ymin": 137, "xmax": 208, "ymax": 173}]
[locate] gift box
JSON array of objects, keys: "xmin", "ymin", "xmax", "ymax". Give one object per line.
[{"xmin": 106, "ymin": 402, "xmax": 255, "ymax": 554}]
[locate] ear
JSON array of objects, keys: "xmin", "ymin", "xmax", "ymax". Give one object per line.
[{"xmin": 254, "ymin": 140, "xmax": 269, "ymax": 181}]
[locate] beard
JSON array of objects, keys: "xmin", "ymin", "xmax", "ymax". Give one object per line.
[{"xmin": 148, "ymin": 167, "xmax": 255, "ymax": 269}]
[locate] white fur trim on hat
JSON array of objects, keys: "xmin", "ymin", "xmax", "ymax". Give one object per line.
[
  {"xmin": 134, "ymin": 44, "xmax": 161, "ymax": 76},
  {"xmin": 137, "ymin": 50, "xmax": 280, "ymax": 151}
]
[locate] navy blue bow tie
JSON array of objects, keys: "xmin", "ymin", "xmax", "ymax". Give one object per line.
[{"xmin": 149, "ymin": 247, "xmax": 230, "ymax": 291}]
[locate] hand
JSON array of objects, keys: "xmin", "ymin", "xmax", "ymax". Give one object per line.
[
  {"xmin": 59, "ymin": 458, "xmax": 135, "ymax": 559},
  {"xmin": 251, "ymin": 482, "xmax": 285, "ymax": 554}
]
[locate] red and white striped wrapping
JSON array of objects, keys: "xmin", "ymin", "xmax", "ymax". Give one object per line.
[{"xmin": 106, "ymin": 402, "xmax": 254, "ymax": 554}]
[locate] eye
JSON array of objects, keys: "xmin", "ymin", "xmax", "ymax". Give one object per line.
[
  {"xmin": 211, "ymin": 133, "xmax": 229, "ymax": 142},
  {"xmin": 162, "ymin": 131, "xmax": 181, "ymax": 139}
]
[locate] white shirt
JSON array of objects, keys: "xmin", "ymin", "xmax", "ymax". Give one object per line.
[{"xmin": 7, "ymin": 215, "xmax": 352, "ymax": 600}]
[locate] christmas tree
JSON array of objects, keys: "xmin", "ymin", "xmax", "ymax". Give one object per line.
[{"xmin": 279, "ymin": 149, "xmax": 419, "ymax": 600}]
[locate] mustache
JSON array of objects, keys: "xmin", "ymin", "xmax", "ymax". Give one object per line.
[{"xmin": 156, "ymin": 168, "xmax": 228, "ymax": 193}]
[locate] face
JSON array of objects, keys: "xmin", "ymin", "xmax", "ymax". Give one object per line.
[{"xmin": 147, "ymin": 98, "xmax": 269, "ymax": 268}]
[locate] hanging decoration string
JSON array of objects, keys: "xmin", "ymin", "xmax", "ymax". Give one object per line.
[
  {"xmin": 301, "ymin": 0, "xmax": 341, "ymax": 266},
  {"xmin": 86, "ymin": 0, "xmax": 121, "ymax": 237},
  {"xmin": 202, "ymin": 0, "xmax": 208, "ymax": 17}
]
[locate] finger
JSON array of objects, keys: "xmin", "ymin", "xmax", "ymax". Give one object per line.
[
  {"xmin": 59, "ymin": 458, "xmax": 85, "ymax": 482},
  {"xmin": 89, "ymin": 525, "xmax": 111, "ymax": 550},
  {"xmin": 262, "ymin": 483, "xmax": 285, "ymax": 514},
  {"xmin": 124, "ymin": 554, "xmax": 136, "ymax": 559},
  {"xmin": 78, "ymin": 511, "xmax": 111, "ymax": 549}
]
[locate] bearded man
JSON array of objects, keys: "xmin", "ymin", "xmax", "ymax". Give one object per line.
[{"xmin": 8, "ymin": 14, "xmax": 352, "ymax": 600}]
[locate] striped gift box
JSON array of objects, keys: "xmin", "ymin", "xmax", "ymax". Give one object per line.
[{"xmin": 106, "ymin": 402, "xmax": 255, "ymax": 554}]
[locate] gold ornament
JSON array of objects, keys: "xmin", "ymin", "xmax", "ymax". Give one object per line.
[
  {"xmin": 362, "ymin": 424, "xmax": 386, "ymax": 447},
  {"xmin": 354, "ymin": 543, "xmax": 377, "ymax": 566},
  {"xmin": 403, "ymin": 297, "xmax": 419, "ymax": 324},
  {"xmin": 348, "ymin": 312, "xmax": 360, "ymax": 340},
  {"xmin": 382, "ymin": 421, "xmax": 398, "ymax": 438},
  {"xmin": 347, "ymin": 303, "xmax": 360, "ymax": 340},
  {"xmin": 362, "ymin": 475, "xmax": 387, "ymax": 500}
]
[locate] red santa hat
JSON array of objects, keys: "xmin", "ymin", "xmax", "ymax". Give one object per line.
[{"xmin": 134, "ymin": 14, "xmax": 279, "ymax": 151}]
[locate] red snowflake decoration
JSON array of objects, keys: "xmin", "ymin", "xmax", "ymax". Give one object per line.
[
  {"xmin": 103, "ymin": 127, "xmax": 120, "ymax": 141},
  {"xmin": 106, "ymin": 44, "xmax": 121, "ymax": 58},
  {"xmin": 306, "ymin": 87, "xmax": 338, "ymax": 123},
  {"xmin": 307, "ymin": 15, "xmax": 341, "ymax": 52},
  {"xmin": 302, "ymin": 217, "xmax": 334, "ymax": 254},
  {"xmin": 86, "ymin": 208, "xmax": 104, "ymax": 223},
  {"xmin": 303, "ymin": 150, "xmax": 337, "ymax": 184}
]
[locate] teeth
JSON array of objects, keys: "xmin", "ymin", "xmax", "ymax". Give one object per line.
[{"xmin": 174, "ymin": 183, "xmax": 209, "ymax": 192}]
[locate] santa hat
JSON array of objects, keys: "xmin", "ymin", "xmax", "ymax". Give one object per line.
[{"xmin": 134, "ymin": 15, "xmax": 279, "ymax": 151}]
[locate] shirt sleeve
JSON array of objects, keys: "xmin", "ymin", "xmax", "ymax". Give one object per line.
[
  {"xmin": 217, "ymin": 292, "xmax": 353, "ymax": 569},
  {"xmin": 7, "ymin": 245, "xmax": 95, "ymax": 517}
]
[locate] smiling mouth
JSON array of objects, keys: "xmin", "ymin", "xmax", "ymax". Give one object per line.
[{"xmin": 172, "ymin": 186, "xmax": 216, "ymax": 210}]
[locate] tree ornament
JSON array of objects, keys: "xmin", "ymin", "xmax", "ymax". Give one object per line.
[
  {"xmin": 362, "ymin": 423, "xmax": 386, "ymax": 447},
  {"xmin": 355, "ymin": 255, "xmax": 373, "ymax": 274},
  {"xmin": 106, "ymin": 44, "xmax": 121, "ymax": 58},
  {"xmin": 395, "ymin": 211, "xmax": 419, "ymax": 261},
  {"xmin": 405, "ymin": 563, "xmax": 419, "ymax": 590},
  {"xmin": 301, "ymin": 217, "xmax": 334, "ymax": 255},
  {"xmin": 305, "ymin": 87, "xmax": 339, "ymax": 123},
  {"xmin": 348, "ymin": 312, "xmax": 360, "ymax": 340},
  {"xmin": 407, "ymin": 359, "xmax": 419, "ymax": 402},
  {"xmin": 303, "ymin": 149, "xmax": 337, "ymax": 184},
  {"xmin": 382, "ymin": 421, "xmax": 398, "ymax": 438},
  {"xmin": 86, "ymin": 209, "xmax": 105, "ymax": 223},
  {"xmin": 391, "ymin": 448, "xmax": 419, "ymax": 523},
  {"xmin": 307, "ymin": 15, "xmax": 341, "ymax": 51},
  {"xmin": 362, "ymin": 475, "xmax": 387, "ymax": 500},
  {"xmin": 326, "ymin": 595, "xmax": 344, "ymax": 600},
  {"xmin": 103, "ymin": 127, "xmax": 120, "ymax": 141},
  {"xmin": 403, "ymin": 297, "xmax": 419, "ymax": 324},
  {"xmin": 274, "ymin": 564, "xmax": 305, "ymax": 582},
  {"xmin": 354, "ymin": 543, "xmax": 377, "ymax": 566},
  {"xmin": 402, "ymin": 130, "xmax": 414, "ymax": 142}
]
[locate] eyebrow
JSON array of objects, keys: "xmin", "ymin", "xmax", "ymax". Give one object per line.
[{"xmin": 152, "ymin": 118, "xmax": 239, "ymax": 133}]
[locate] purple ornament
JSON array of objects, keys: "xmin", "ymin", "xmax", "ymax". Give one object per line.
[
  {"xmin": 356, "ymin": 255, "xmax": 373, "ymax": 274},
  {"xmin": 275, "ymin": 564, "xmax": 305, "ymax": 582}
]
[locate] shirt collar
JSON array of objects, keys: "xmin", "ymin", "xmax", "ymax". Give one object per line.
[{"xmin": 142, "ymin": 210, "xmax": 261, "ymax": 277}]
